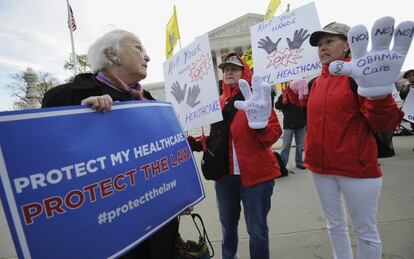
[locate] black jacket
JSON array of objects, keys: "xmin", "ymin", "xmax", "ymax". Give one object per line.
[
  {"xmin": 42, "ymin": 73, "xmax": 155, "ymax": 107},
  {"xmin": 275, "ymin": 94, "xmax": 306, "ymax": 129}
]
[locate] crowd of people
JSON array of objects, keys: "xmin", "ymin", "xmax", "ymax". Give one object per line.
[{"xmin": 41, "ymin": 14, "xmax": 413, "ymax": 259}]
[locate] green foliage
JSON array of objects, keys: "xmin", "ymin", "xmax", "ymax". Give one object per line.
[{"xmin": 64, "ymin": 54, "xmax": 91, "ymax": 82}]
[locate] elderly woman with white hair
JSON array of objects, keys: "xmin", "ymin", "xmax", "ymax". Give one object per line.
[
  {"xmin": 43, "ymin": 29, "xmax": 153, "ymax": 108},
  {"xmin": 42, "ymin": 29, "xmax": 179, "ymax": 259}
]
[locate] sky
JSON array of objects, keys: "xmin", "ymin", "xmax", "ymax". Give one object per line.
[{"xmin": 1, "ymin": 0, "xmax": 413, "ymax": 111}]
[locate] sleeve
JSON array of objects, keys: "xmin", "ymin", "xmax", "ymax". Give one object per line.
[
  {"xmin": 399, "ymin": 85, "xmax": 410, "ymax": 100},
  {"xmin": 274, "ymin": 94, "xmax": 284, "ymax": 110},
  {"xmin": 359, "ymin": 94, "xmax": 404, "ymax": 131},
  {"xmin": 254, "ymin": 110, "xmax": 282, "ymax": 148},
  {"xmin": 41, "ymin": 86, "xmax": 65, "ymax": 108}
]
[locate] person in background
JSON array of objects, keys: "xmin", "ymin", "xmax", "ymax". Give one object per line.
[
  {"xmin": 189, "ymin": 53, "xmax": 282, "ymax": 259},
  {"xmin": 42, "ymin": 29, "xmax": 179, "ymax": 259},
  {"xmin": 284, "ymin": 17, "xmax": 411, "ymax": 258},
  {"xmin": 275, "ymin": 91, "xmax": 307, "ymax": 170},
  {"xmin": 399, "ymin": 69, "xmax": 414, "ymax": 132}
]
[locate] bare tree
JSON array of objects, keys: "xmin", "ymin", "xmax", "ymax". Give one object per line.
[{"xmin": 6, "ymin": 71, "xmax": 60, "ymax": 110}]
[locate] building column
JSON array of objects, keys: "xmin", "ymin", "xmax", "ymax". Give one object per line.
[
  {"xmin": 23, "ymin": 67, "xmax": 41, "ymax": 109},
  {"xmin": 215, "ymin": 51, "xmax": 223, "ymax": 80}
]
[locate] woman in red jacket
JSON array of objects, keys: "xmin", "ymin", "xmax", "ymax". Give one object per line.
[
  {"xmin": 285, "ymin": 17, "xmax": 413, "ymax": 259},
  {"xmin": 190, "ymin": 53, "xmax": 282, "ymax": 259}
]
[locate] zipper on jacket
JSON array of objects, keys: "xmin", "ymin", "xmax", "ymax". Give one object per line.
[{"xmin": 321, "ymin": 77, "xmax": 330, "ymax": 172}]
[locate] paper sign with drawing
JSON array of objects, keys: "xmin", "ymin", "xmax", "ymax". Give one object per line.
[
  {"xmin": 402, "ymin": 88, "xmax": 414, "ymax": 123},
  {"xmin": 163, "ymin": 33, "xmax": 222, "ymax": 131},
  {"xmin": 251, "ymin": 2, "xmax": 321, "ymax": 84}
]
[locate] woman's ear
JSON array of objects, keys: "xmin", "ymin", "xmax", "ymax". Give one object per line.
[{"xmin": 105, "ymin": 49, "xmax": 121, "ymax": 65}]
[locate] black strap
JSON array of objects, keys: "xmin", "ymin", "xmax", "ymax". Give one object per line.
[
  {"xmin": 308, "ymin": 76, "xmax": 358, "ymax": 95},
  {"xmin": 221, "ymin": 90, "xmax": 244, "ymax": 127},
  {"xmin": 191, "ymin": 213, "xmax": 215, "ymax": 258},
  {"xmin": 348, "ymin": 77, "xmax": 358, "ymax": 94}
]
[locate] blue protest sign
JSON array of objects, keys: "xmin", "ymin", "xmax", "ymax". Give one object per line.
[{"xmin": 0, "ymin": 101, "xmax": 204, "ymax": 259}]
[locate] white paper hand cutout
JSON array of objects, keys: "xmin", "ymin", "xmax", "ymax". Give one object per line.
[
  {"xmin": 329, "ymin": 16, "xmax": 414, "ymax": 98},
  {"xmin": 234, "ymin": 75, "xmax": 272, "ymax": 129}
]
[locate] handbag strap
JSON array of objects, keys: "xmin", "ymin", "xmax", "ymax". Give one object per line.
[
  {"xmin": 222, "ymin": 90, "xmax": 244, "ymax": 128},
  {"xmin": 191, "ymin": 213, "xmax": 215, "ymax": 258}
]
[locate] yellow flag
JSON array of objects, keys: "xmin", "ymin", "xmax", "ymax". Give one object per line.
[
  {"xmin": 166, "ymin": 6, "xmax": 180, "ymax": 59},
  {"xmin": 264, "ymin": 0, "xmax": 281, "ymax": 20},
  {"xmin": 241, "ymin": 48, "xmax": 253, "ymax": 69}
]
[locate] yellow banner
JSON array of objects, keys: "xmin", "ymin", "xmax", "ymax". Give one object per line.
[
  {"xmin": 166, "ymin": 6, "xmax": 180, "ymax": 59},
  {"xmin": 264, "ymin": 0, "xmax": 281, "ymax": 20},
  {"xmin": 241, "ymin": 48, "xmax": 253, "ymax": 69}
]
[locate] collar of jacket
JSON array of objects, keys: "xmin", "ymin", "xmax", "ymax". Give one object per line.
[{"xmin": 71, "ymin": 73, "xmax": 101, "ymax": 90}]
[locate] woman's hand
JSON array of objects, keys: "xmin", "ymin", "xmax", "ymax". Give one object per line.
[
  {"xmin": 179, "ymin": 206, "xmax": 194, "ymax": 215},
  {"xmin": 234, "ymin": 75, "xmax": 272, "ymax": 129},
  {"xmin": 289, "ymin": 79, "xmax": 308, "ymax": 99},
  {"xmin": 329, "ymin": 16, "xmax": 414, "ymax": 99},
  {"xmin": 81, "ymin": 94, "xmax": 113, "ymax": 113},
  {"xmin": 187, "ymin": 136, "xmax": 204, "ymax": 152}
]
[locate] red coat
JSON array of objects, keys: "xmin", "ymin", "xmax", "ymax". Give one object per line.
[
  {"xmin": 220, "ymin": 56, "xmax": 282, "ymax": 187},
  {"xmin": 304, "ymin": 64, "xmax": 404, "ymax": 178}
]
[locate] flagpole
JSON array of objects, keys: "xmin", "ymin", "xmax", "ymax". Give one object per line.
[
  {"xmin": 66, "ymin": 0, "xmax": 77, "ymax": 77},
  {"xmin": 175, "ymin": 5, "xmax": 182, "ymax": 51}
]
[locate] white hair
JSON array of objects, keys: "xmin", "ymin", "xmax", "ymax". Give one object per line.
[{"xmin": 87, "ymin": 29, "xmax": 137, "ymax": 72}]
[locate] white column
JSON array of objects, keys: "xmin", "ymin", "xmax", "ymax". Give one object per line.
[
  {"xmin": 23, "ymin": 68, "xmax": 41, "ymax": 109},
  {"xmin": 216, "ymin": 51, "xmax": 223, "ymax": 79}
]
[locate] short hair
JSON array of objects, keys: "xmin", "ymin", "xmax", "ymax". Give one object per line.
[{"xmin": 87, "ymin": 29, "xmax": 137, "ymax": 72}]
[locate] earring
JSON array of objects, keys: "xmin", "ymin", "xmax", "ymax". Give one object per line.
[{"xmin": 113, "ymin": 57, "xmax": 121, "ymax": 65}]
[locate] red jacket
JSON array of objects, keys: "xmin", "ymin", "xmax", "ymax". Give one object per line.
[
  {"xmin": 220, "ymin": 56, "xmax": 282, "ymax": 187},
  {"xmin": 304, "ymin": 64, "xmax": 404, "ymax": 178}
]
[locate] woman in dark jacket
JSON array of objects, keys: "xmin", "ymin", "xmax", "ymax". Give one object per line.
[{"xmin": 42, "ymin": 29, "xmax": 178, "ymax": 259}]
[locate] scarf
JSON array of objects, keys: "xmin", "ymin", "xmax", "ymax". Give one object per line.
[{"xmin": 96, "ymin": 70, "xmax": 144, "ymax": 100}]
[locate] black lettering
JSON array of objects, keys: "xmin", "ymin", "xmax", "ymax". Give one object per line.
[{"xmin": 374, "ymin": 26, "xmax": 393, "ymax": 36}]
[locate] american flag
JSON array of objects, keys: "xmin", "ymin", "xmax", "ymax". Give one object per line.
[{"xmin": 67, "ymin": 4, "xmax": 77, "ymax": 31}]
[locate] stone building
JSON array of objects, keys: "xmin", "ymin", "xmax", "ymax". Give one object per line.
[{"xmin": 144, "ymin": 13, "xmax": 264, "ymax": 100}]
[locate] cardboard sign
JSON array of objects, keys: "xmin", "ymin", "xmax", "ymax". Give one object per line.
[
  {"xmin": 163, "ymin": 33, "xmax": 222, "ymax": 130},
  {"xmin": 0, "ymin": 101, "xmax": 204, "ymax": 259},
  {"xmin": 251, "ymin": 2, "xmax": 322, "ymax": 84}
]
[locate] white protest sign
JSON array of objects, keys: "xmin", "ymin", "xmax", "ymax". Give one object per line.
[
  {"xmin": 251, "ymin": 2, "xmax": 321, "ymax": 84},
  {"xmin": 392, "ymin": 86, "xmax": 402, "ymax": 103},
  {"xmin": 402, "ymin": 88, "xmax": 414, "ymax": 123},
  {"xmin": 163, "ymin": 33, "xmax": 222, "ymax": 131}
]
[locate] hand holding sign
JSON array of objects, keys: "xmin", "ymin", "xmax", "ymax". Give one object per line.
[
  {"xmin": 289, "ymin": 79, "xmax": 309, "ymax": 99},
  {"xmin": 234, "ymin": 75, "xmax": 272, "ymax": 129},
  {"xmin": 329, "ymin": 16, "xmax": 414, "ymax": 98}
]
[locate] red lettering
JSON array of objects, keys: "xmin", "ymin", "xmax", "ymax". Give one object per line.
[
  {"xmin": 170, "ymin": 154, "xmax": 178, "ymax": 167},
  {"xmin": 151, "ymin": 160, "xmax": 162, "ymax": 176},
  {"xmin": 83, "ymin": 183, "xmax": 98, "ymax": 202},
  {"xmin": 22, "ymin": 202, "xmax": 43, "ymax": 225},
  {"xmin": 140, "ymin": 164, "xmax": 151, "ymax": 180},
  {"xmin": 114, "ymin": 174, "xmax": 126, "ymax": 191},
  {"xmin": 64, "ymin": 190, "xmax": 85, "ymax": 209},
  {"xmin": 124, "ymin": 169, "xmax": 137, "ymax": 186},
  {"xmin": 44, "ymin": 196, "xmax": 65, "ymax": 218},
  {"xmin": 160, "ymin": 157, "xmax": 169, "ymax": 171},
  {"xmin": 99, "ymin": 178, "xmax": 114, "ymax": 198}
]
